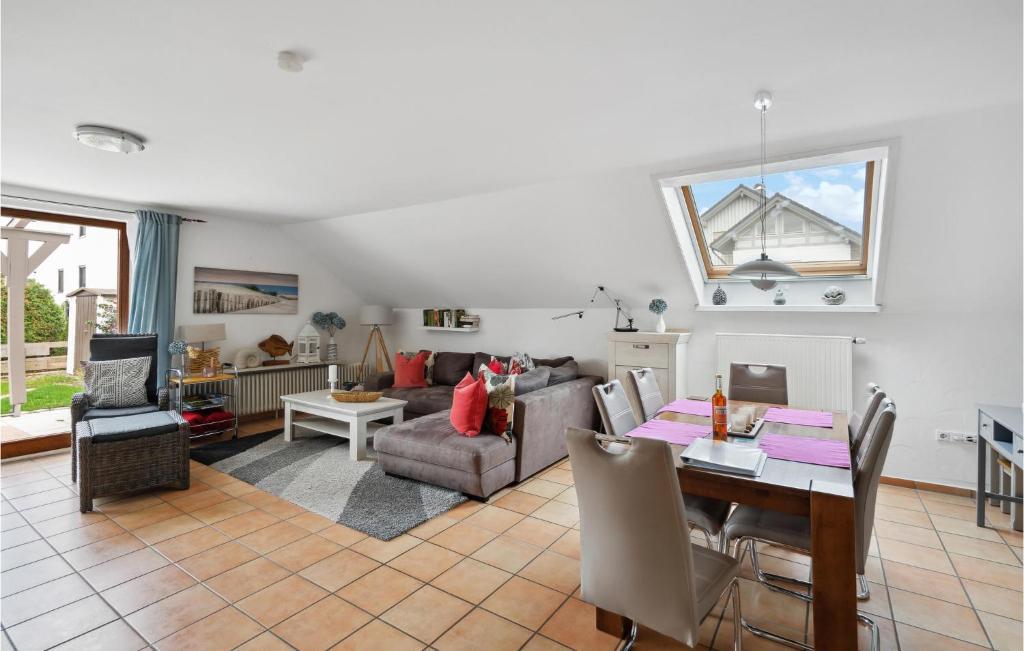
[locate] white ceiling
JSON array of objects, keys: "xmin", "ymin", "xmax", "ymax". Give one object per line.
[{"xmin": 2, "ymin": 0, "xmax": 1020, "ymax": 223}]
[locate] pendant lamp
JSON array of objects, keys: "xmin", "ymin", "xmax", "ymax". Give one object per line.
[{"xmin": 729, "ymin": 91, "xmax": 800, "ymax": 290}]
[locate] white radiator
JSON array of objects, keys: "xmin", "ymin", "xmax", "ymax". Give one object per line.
[{"xmin": 716, "ymin": 333, "xmax": 855, "ymax": 414}]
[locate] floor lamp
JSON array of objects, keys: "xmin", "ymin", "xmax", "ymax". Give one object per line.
[{"xmin": 359, "ymin": 305, "xmax": 394, "ymax": 377}]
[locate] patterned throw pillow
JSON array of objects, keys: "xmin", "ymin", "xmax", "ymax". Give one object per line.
[
  {"xmin": 508, "ymin": 352, "xmax": 535, "ymax": 376},
  {"xmin": 83, "ymin": 356, "xmax": 151, "ymax": 408},
  {"xmin": 479, "ymin": 366, "xmax": 515, "ymax": 442}
]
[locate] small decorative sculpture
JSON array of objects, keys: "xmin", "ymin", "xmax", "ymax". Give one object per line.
[
  {"xmin": 258, "ymin": 334, "xmax": 294, "ymax": 366},
  {"xmin": 773, "ymin": 288, "xmax": 787, "ymax": 305},
  {"xmin": 648, "ymin": 298, "xmax": 668, "ymax": 333},
  {"xmin": 312, "ymin": 311, "xmax": 346, "ymax": 361},
  {"xmin": 822, "ymin": 286, "xmax": 846, "ymax": 305},
  {"xmin": 712, "ymin": 284, "xmax": 727, "ymax": 305},
  {"xmin": 233, "ymin": 347, "xmax": 262, "ymax": 369}
]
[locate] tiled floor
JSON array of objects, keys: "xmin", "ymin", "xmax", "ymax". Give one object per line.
[{"xmin": 1, "ymin": 427, "xmax": 1021, "ymax": 650}]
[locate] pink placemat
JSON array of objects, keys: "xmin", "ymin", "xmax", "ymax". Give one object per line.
[
  {"xmin": 626, "ymin": 419, "xmax": 711, "ymax": 447},
  {"xmin": 763, "ymin": 407, "xmax": 834, "ymax": 428},
  {"xmin": 758, "ymin": 433, "xmax": 850, "ymax": 468},
  {"xmin": 656, "ymin": 399, "xmax": 712, "ymax": 417}
]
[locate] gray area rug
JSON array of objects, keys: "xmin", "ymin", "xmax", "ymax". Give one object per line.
[{"xmin": 190, "ymin": 427, "xmax": 467, "ymax": 540}]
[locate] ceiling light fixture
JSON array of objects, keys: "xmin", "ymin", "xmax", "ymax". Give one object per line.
[
  {"xmin": 277, "ymin": 51, "xmax": 305, "ymax": 73},
  {"xmin": 728, "ymin": 91, "xmax": 800, "ymax": 290},
  {"xmin": 73, "ymin": 125, "xmax": 145, "ymax": 154}
]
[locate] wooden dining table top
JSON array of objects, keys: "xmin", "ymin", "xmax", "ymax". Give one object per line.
[{"xmin": 658, "ymin": 399, "xmax": 853, "ymax": 509}]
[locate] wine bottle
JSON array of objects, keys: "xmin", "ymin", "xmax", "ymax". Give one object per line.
[{"xmin": 712, "ymin": 374, "xmax": 728, "ymax": 442}]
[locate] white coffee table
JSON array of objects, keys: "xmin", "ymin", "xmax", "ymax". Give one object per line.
[{"xmin": 280, "ymin": 390, "xmax": 407, "ymax": 460}]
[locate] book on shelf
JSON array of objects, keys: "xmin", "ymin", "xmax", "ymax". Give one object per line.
[
  {"xmin": 680, "ymin": 438, "xmax": 767, "ymax": 477},
  {"xmin": 422, "ymin": 307, "xmax": 476, "ymax": 328}
]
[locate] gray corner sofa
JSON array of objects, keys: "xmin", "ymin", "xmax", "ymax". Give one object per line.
[{"xmin": 366, "ymin": 352, "xmax": 600, "ymax": 498}]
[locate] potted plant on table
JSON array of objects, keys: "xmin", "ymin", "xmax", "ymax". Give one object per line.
[
  {"xmin": 648, "ymin": 298, "xmax": 668, "ymax": 333},
  {"xmin": 312, "ymin": 312, "xmax": 347, "ymax": 361}
]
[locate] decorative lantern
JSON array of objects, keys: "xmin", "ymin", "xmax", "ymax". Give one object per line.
[{"xmin": 295, "ymin": 323, "xmax": 321, "ymax": 364}]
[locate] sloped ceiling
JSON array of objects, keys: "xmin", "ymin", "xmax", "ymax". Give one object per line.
[{"xmin": 2, "ymin": 0, "xmax": 1021, "ymax": 223}]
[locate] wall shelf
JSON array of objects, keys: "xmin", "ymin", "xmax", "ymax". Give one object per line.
[
  {"xmin": 695, "ymin": 304, "xmax": 881, "ymax": 313},
  {"xmin": 420, "ymin": 326, "xmax": 479, "ymax": 332}
]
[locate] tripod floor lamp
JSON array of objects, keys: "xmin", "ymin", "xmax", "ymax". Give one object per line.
[{"xmin": 359, "ymin": 305, "xmax": 394, "ymax": 378}]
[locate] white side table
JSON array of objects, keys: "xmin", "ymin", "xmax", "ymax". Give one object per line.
[{"xmin": 280, "ymin": 390, "xmax": 406, "ymax": 461}]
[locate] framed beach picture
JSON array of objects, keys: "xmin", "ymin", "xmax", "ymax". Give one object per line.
[{"xmin": 193, "ymin": 267, "xmax": 299, "ymax": 314}]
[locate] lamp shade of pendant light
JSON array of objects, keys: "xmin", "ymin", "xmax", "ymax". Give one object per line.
[{"xmin": 729, "ymin": 91, "xmax": 799, "ymax": 290}]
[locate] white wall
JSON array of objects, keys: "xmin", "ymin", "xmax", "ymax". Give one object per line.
[
  {"xmin": 306, "ymin": 102, "xmax": 1022, "ymax": 489},
  {"xmin": 174, "ymin": 216, "xmax": 365, "ymax": 365}
]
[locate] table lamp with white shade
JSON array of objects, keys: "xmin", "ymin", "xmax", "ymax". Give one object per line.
[
  {"xmin": 359, "ymin": 305, "xmax": 394, "ymax": 377},
  {"xmin": 176, "ymin": 323, "xmax": 226, "ymax": 376}
]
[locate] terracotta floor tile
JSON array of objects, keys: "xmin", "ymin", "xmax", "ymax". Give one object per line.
[
  {"xmin": 0, "ymin": 513, "xmax": 28, "ymax": 533},
  {"xmin": 271, "ymin": 594, "xmax": 371, "ymax": 649},
  {"xmin": 939, "ymin": 531, "xmax": 1021, "ymax": 565},
  {"xmin": 48, "ymin": 519, "xmax": 127, "ymax": 552},
  {"xmin": 875, "ymin": 491, "xmax": 924, "ymax": 512},
  {"xmin": 521, "ymin": 634, "xmax": 573, "ymax": 650},
  {"xmin": 444, "ymin": 500, "xmax": 484, "ymax": 520},
  {"xmin": 1, "ymin": 525, "xmax": 39, "ymax": 549},
  {"xmin": 1, "ymin": 539, "xmax": 56, "ymax": 571},
  {"xmin": 552, "ymin": 486, "xmax": 578, "ymax": 506},
  {"xmin": 247, "ymin": 494, "xmax": 306, "ymax": 520},
  {"xmin": 894, "ymin": 622, "xmax": 988, "ymax": 650},
  {"xmin": 530, "ymin": 501, "xmax": 580, "ymax": 527},
  {"xmin": 238, "ymin": 520, "xmax": 310, "ymax": 554},
  {"xmin": 0, "ymin": 469, "xmax": 52, "ymax": 487},
  {"xmin": 153, "ymin": 526, "xmax": 230, "ymax": 561},
  {"xmin": 0, "ymin": 573, "xmax": 94, "ymax": 626},
  {"xmin": 20, "ymin": 497, "xmax": 82, "ymax": 524},
  {"xmin": 930, "ymin": 514, "xmax": 1008, "ymax": 543},
  {"xmin": 736, "ymin": 577, "xmax": 808, "ymax": 633},
  {"xmin": 918, "ymin": 491, "xmax": 974, "ymax": 506},
  {"xmin": 112, "ymin": 502, "xmax": 184, "ymax": 530},
  {"xmin": 132, "ymin": 514, "xmax": 205, "ymax": 544},
  {"xmin": 61, "ymin": 532, "xmax": 146, "ymax": 570},
  {"xmin": 540, "ymin": 597, "xmax": 620, "ymax": 651},
  {"xmin": 388, "ymin": 541, "xmax": 463, "ymax": 582},
  {"xmin": 219, "ymin": 479, "xmax": 260, "ymax": 497},
  {"xmin": 435, "ymin": 607, "xmax": 532, "ymax": 651},
  {"xmin": 470, "ymin": 535, "xmax": 543, "ymax": 573},
  {"xmin": 923, "ymin": 500, "xmax": 978, "ymax": 521},
  {"xmin": 877, "ymin": 538, "xmax": 955, "ymax": 574},
  {"xmin": 167, "ymin": 488, "xmax": 233, "ymax": 513},
  {"xmin": 329, "ymin": 618, "xmax": 424, "ymax": 651},
  {"xmin": 493, "ymin": 490, "xmax": 548, "ymax": 515},
  {"xmin": 351, "ymin": 533, "xmax": 421, "ymax": 563},
  {"xmin": 81, "ymin": 547, "xmax": 170, "ymax": 591},
  {"xmin": 950, "ymin": 552, "xmax": 1024, "ymax": 591},
  {"xmin": 482, "ymin": 575, "xmax": 566, "ymax": 629},
  {"xmin": 48, "ymin": 618, "xmax": 148, "ymax": 651},
  {"xmin": 299, "ymin": 548, "xmax": 380, "ymax": 591},
  {"xmin": 381, "ymin": 585, "xmax": 473, "ymax": 644},
  {"xmin": 155, "ymin": 605, "xmax": 264, "ymax": 650},
  {"xmin": 962, "ymin": 578, "xmax": 1023, "ymax": 620},
  {"xmin": 873, "ymin": 504, "xmax": 935, "ymax": 528},
  {"xmin": 8, "ymin": 485, "xmax": 76, "ymax": 510},
  {"xmin": 212, "ymin": 509, "xmax": 279, "ymax": 539},
  {"xmin": 2, "ymin": 477, "xmax": 65, "ymax": 500},
  {"xmin": 519, "ymin": 550, "xmax": 581, "ymax": 594},
  {"xmin": 978, "ymin": 610, "xmax": 1023, "ymax": 651},
  {"xmin": 874, "ymin": 520, "xmax": 943, "ymax": 550},
  {"xmin": 462, "ymin": 505, "xmax": 526, "ymax": 533},
  {"xmin": 101, "ymin": 564, "xmax": 196, "ymax": 615},
  {"xmin": 549, "ymin": 529, "xmax": 581, "ymax": 560},
  {"xmin": 206, "ymin": 557, "xmax": 291, "ymax": 602},
  {"xmin": 287, "ymin": 511, "xmax": 335, "ymax": 532},
  {"xmin": 236, "ymin": 631, "xmax": 295, "ymax": 651},
  {"xmin": 431, "ymin": 557, "xmax": 512, "ymax": 604},
  {"xmin": 517, "ymin": 479, "xmax": 567, "ymax": 499},
  {"xmin": 179, "ymin": 539, "xmax": 259, "ymax": 580},
  {"xmin": 94, "ymin": 494, "xmax": 164, "ymax": 517},
  {"xmin": 236, "ymin": 575, "xmax": 330, "ymax": 627},
  {"xmin": 191, "ymin": 497, "xmax": 256, "ymax": 524},
  {"xmin": 318, "ymin": 523, "xmax": 369, "ymax": 547},
  {"xmin": 881, "ymin": 560, "xmax": 969, "ymax": 605},
  {"xmin": 5, "ymin": 594, "xmax": 117, "ymax": 651},
  {"xmin": 430, "ymin": 522, "xmax": 498, "ymax": 556},
  {"xmin": 32, "ymin": 510, "xmax": 108, "ymax": 537},
  {"xmin": 126, "ymin": 583, "xmax": 227, "ymax": 642},
  {"xmin": 337, "ymin": 565, "xmax": 423, "ymax": 615},
  {"xmin": 539, "ymin": 468, "xmax": 575, "ymax": 486},
  {"xmin": 506, "ymin": 517, "xmax": 568, "ymax": 548},
  {"xmin": 265, "ymin": 534, "xmax": 341, "ymax": 572},
  {"xmin": 2, "ymin": 555, "xmax": 74, "ymax": 596},
  {"xmin": 888, "ymin": 587, "xmax": 988, "ymax": 646}
]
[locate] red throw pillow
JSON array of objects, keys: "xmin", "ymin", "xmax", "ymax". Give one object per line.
[
  {"xmin": 204, "ymin": 409, "xmax": 233, "ymax": 424},
  {"xmin": 450, "ymin": 373, "xmax": 487, "ymax": 437},
  {"xmin": 394, "ymin": 351, "xmax": 430, "ymax": 388},
  {"xmin": 181, "ymin": 411, "xmax": 205, "ymax": 427},
  {"xmin": 487, "ymin": 356, "xmax": 506, "ymax": 374}
]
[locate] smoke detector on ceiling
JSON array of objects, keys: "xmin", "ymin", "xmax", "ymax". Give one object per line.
[
  {"xmin": 277, "ymin": 51, "xmax": 305, "ymax": 73},
  {"xmin": 73, "ymin": 125, "xmax": 145, "ymax": 154}
]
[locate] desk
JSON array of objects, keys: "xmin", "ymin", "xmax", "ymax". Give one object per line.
[
  {"xmin": 976, "ymin": 404, "xmax": 1024, "ymax": 531},
  {"xmin": 595, "ymin": 400, "xmax": 857, "ymax": 649}
]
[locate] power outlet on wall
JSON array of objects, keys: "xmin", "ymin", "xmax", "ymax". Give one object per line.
[{"xmin": 936, "ymin": 430, "xmax": 977, "ymax": 444}]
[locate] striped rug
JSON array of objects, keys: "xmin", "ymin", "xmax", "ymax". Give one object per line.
[{"xmin": 190, "ymin": 428, "xmax": 467, "ymax": 540}]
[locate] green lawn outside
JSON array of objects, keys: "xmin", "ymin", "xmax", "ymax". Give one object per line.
[{"xmin": 1, "ymin": 373, "xmax": 84, "ymax": 414}]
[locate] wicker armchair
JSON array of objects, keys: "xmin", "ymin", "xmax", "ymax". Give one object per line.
[
  {"xmin": 70, "ymin": 334, "xmax": 170, "ymax": 480},
  {"xmin": 74, "ymin": 411, "xmax": 189, "ymax": 512}
]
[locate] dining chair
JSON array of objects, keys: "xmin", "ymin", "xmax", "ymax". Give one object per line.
[
  {"xmin": 728, "ymin": 363, "xmax": 788, "ymax": 404},
  {"xmin": 566, "ymin": 427, "xmax": 743, "ymax": 651},
  {"xmin": 849, "ymin": 383, "xmax": 885, "ymax": 462},
  {"xmin": 591, "ymin": 381, "xmax": 731, "ymax": 548},
  {"xmin": 625, "ymin": 367, "xmax": 664, "ymax": 422},
  {"xmin": 719, "ymin": 399, "xmax": 896, "ymax": 650}
]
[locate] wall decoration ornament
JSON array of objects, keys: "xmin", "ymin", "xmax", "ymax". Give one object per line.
[
  {"xmin": 296, "ymin": 323, "xmax": 321, "ymax": 364},
  {"xmin": 822, "ymin": 286, "xmax": 847, "ymax": 305},
  {"xmin": 712, "ymin": 284, "xmax": 728, "ymax": 305},
  {"xmin": 648, "ymin": 298, "xmax": 668, "ymax": 333},
  {"xmin": 312, "ymin": 311, "xmax": 346, "ymax": 361},
  {"xmin": 258, "ymin": 334, "xmax": 293, "ymax": 366},
  {"xmin": 233, "ymin": 347, "xmax": 263, "ymax": 369},
  {"xmin": 193, "ymin": 267, "xmax": 298, "ymax": 314},
  {"xmin": 773, "ymin": 288, "xmax": 787, "ymax": 305}
]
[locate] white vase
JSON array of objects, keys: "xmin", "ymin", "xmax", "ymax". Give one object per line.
[
  {"xmin": 655, "ymin": 314, "xmax": 666, "ymax": 333},
  {"xmin": 326, "ymin": 341, "xmax": 338, "ymax": 361}
]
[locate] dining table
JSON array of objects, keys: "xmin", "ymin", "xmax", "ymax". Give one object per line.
[{"xmin": 594, "ymin": 399, "xmax": 857, "ymax": 649}]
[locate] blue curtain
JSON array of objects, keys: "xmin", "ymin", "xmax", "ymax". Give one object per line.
[{"xmin": 128, "ymin": 210, "xmax": 181, "ymax": 386}]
